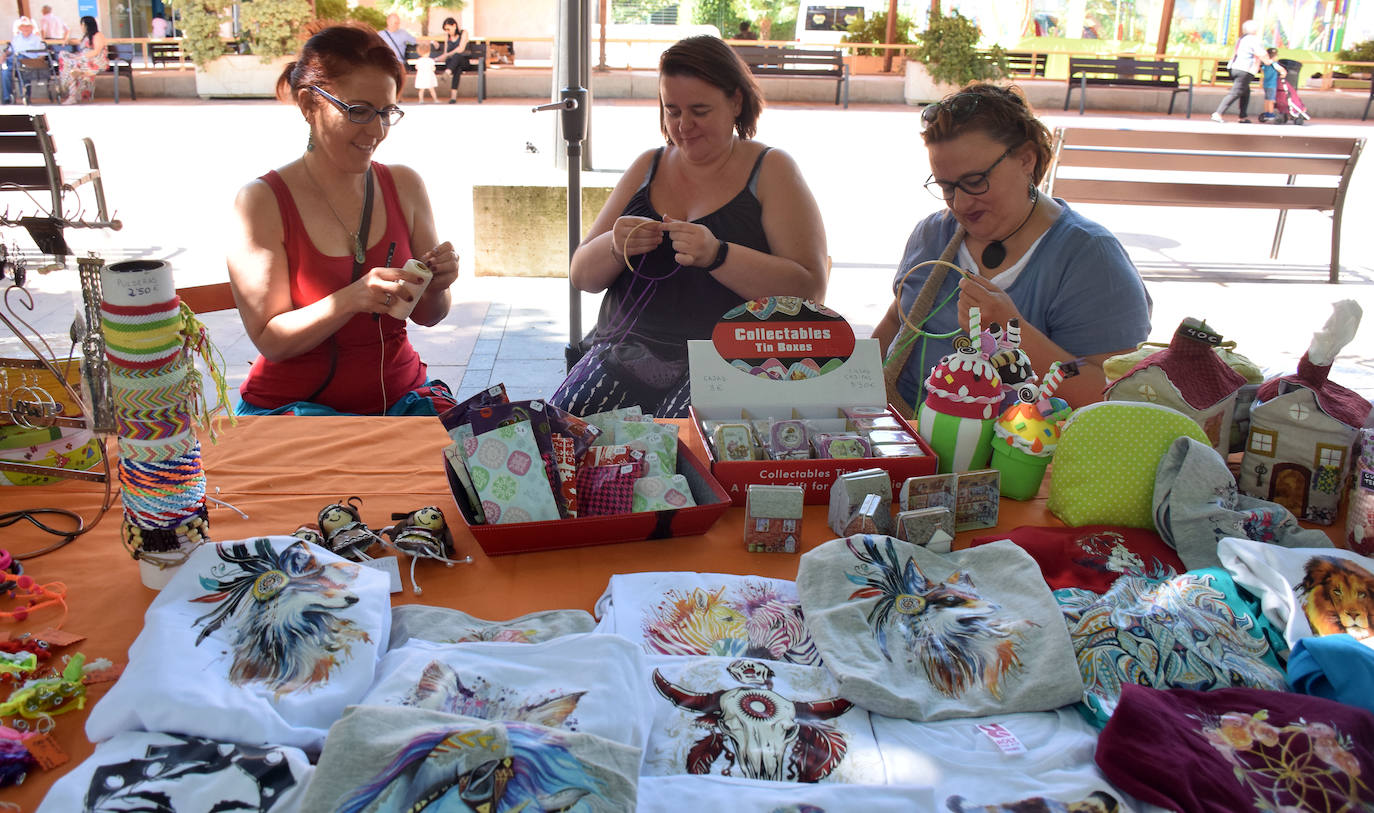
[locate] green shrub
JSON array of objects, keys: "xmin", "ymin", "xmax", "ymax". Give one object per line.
[
  {"xmin": 348, "ymin": 6, "xmax": 387, "ymax": 31},
  {"xmin": 842, "ymin": 11, "xmax": 914, "ymax": 58},
  {"xmin": 1337, "ymin": 39, "xmax": 1374, "ymax": 74},
  {"xmin": 912, "ymin": 9, "xmax": 1005, "ymax": 87}
]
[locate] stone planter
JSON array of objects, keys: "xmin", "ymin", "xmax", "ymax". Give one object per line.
[
  {"xmin": 903, "ymin": 60, "xmax": 960, "ymax": 105},
  {"xmin": 194, "ymin": 54, "xmax": 292, "ymax": 99}
]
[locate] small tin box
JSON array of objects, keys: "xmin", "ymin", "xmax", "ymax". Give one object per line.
[{"xmin": 745, "ymin": 484, "xmax": 805, "ymax": 553}]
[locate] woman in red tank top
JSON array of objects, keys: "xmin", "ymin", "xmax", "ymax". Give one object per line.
[{"xmin": 227, "ymin": 26, "xmax": 460, "ymax": 416}]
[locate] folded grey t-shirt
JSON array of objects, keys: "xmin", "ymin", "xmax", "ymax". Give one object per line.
[
  {"xmin": 300, "ymin": 704, "xmax": 640, "ymax": 813},
  {"xmin": 798, "ymin": 535, "xmax": 1083, "ymax": 721}
]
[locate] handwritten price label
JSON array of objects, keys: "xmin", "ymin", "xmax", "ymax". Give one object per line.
[
  {"xmin": 700, "ymin": 374, "xmax": 728, "ymax": 393},
  {"xmin": 842, "ymin": 368, "xmax": 877, "ymax": 393}
]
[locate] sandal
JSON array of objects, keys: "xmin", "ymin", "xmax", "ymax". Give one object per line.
[
  {"xmin": 316, "ymin": 497, "xmax": 384, "ymax": 561},
  {"xmin": 384, "ymin": 506, "xmax": 472, "ymax": 594}
]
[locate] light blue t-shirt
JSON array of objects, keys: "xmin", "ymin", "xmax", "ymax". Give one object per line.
[{"xmin": 889, "ymin": 201, "xmax": 1152, "ymax": 408}]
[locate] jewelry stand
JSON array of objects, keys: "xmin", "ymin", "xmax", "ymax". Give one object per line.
[{"xmin": 0, "ymin": 250, "xmax": 115, "ymax": 556}]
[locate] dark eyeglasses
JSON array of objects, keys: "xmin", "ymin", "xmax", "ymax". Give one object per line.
[
  {"xmin": 309, "ymin": 86, "xmax": 405, "ymax": 126},
  {"xmin": 924, "ymin": 146, "xmax": 1016, "ymax": 200},
  {"xmin": 920, "ymin": 92, "xmax": 981, "ymax": 128}
]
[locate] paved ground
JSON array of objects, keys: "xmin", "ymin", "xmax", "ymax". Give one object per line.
[{"xmin": 3, "ymin": 97, "xmax": 1373, "ymax": 409}]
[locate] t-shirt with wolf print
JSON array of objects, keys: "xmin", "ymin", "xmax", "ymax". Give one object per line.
[
  {"xmin": 86, "ymin": 536, "xmax": 391, "ymax": 751},
  {"xmin": 797, "ymin": 535, "xmax": 1084, "ymax": 721},
  {"xmin": 1217, "ymin": 536, "xmax": 1374, "ymax": 654},
  {"xmin": 594, "ymin": 571, "xmax": 823, "ymax": 666},
  {"xmin": 360, "ymin": 634, "xmax": 651, "ymax": 753}
]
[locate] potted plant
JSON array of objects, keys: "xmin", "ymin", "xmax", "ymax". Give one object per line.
[
  {"xmin": 842, "ymin": 11, "xmax": 914, "ymax": 74},
  {"xmin": 173, "ymin": 0, "xmax": 313, "ymax": 97},
  {"xmin": 904, "ymin": 9, "xmax": 1006, "ymax": 104}
]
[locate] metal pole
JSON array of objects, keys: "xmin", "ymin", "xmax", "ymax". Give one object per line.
[{"xmin": 534, "ymin": 0, "xmax": 590, "ymax": 371}]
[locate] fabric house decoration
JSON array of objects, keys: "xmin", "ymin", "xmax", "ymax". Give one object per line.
[
  {"xmin": 1105, "ymin": 317, "xmax": 1246, "ymax": 454},
  {"xmin": 1239, "ymin": 301, "xmax": 1372, "ymax": 526}
]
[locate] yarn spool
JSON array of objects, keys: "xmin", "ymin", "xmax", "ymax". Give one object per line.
[{"xmin": 101, "ymin": 259, "xmax": 210, "ymax": 589}]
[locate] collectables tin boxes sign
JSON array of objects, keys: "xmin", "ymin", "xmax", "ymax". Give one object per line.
[{"xmin": 688, "ymin": 297, "xmax": 937, "ymax": 506}]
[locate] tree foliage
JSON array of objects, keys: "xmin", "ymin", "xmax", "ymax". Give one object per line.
[{"xmin": 843, "ymin": 11, "xmax": 915, "ymax": 57}]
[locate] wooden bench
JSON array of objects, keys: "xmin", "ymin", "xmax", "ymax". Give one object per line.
[
  {"xmin": 1201, "ymin": 58, "xmax": 1235, "ymax": 85},
  {"xmin": 147, "ymin": 40, "xmax": 187, "ymax": 67},
  {"xmin": 1364, "ymin": 79, "xmax": 1373, "ymax": 121},
  {"xmin": 1044, "ymin": 127, "xmax": 1364, "ymax": 283},
  {"xmin": 105, "ymin": 44, "xmax": 136, "ymax": 103},
  {"xmin": 984, "ymin": 50, "xmax": 1046, "ymax": 78},
  {"xmin": 732, "ymin": 45, "xmax": 849, "ymax": 108},
  {"xmin": 409, "ymin": 40, "xmax": 488, "ymax": 103},
  {"xmin": 1064, "ymin": 56, "xmax": 1193, "ymax": 117},
  {"xmin": 0, "ymin": 113, "xmax": 119, "ymax": 253}
]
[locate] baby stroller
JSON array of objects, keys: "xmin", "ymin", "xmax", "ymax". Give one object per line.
[{"xmin": 1272, "ymin": 58, "xmax": 1311, "ymax": 124}]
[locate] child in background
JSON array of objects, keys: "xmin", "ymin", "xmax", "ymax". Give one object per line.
[
  {"xmin": 414, "ymin": 42, "xmax": 438, "ymax": 103},
  {"xmin": 1259, "ymin": 47, "xmax": 1279, "ymax": 122}
]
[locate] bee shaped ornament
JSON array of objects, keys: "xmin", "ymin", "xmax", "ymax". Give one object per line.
[
  {"xmin": 384, "ymin": 506, "xmax": 473, "ymax": 594},
  {"xmin": 317, "ymin": 497, "xmax": 383, "ymax": 561}
]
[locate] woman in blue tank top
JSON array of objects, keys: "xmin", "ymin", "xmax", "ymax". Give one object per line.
[{"xmin": 551, "ymin": 35, "xmax": 828, "ymax": 418}]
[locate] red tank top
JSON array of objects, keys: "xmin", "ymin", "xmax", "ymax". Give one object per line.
[{"xmin": 239, "ymin": 163, "xmax": 427, "ymax": 414}]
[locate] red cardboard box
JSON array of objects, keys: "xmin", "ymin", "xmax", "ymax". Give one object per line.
[
  {"xmin": 445, "ymin": 437, "xmax": 731, "ymax": 556},
  {"xmin": 688, "ymin": 338, "xmax": 937, "ymax": 506}
]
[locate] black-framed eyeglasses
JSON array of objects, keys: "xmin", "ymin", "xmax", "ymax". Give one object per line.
[
  {"xmin": 924, "ymin": 146, "xmax": 1018, "ymax": 200},
  {"xmin": 920, "ymin": 92, "xmax": 981, "ymax": 128},
  {"xmin": 309, "ymin": 86, "xmax": 405, "ymax": 126}
]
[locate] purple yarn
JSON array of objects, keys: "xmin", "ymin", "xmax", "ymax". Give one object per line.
[{"xmin": 0, "ymin": 738, "xmax": 35, "ymax": 787}]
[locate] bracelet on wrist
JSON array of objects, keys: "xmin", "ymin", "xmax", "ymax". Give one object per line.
[{"xmin": 701, "ymin": 240, "xmax": 729, "ymax": 272}]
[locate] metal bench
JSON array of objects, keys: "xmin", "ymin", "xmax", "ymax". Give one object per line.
[
  {"xmin": 1064, "ymin": 56, "xmax": 1193, "ymax": 117},
  {"xmin": 1044, "ymin": 127, "xmax": 1363, "ymax": 283},
  {"xmin": 733, "ymin": 45, "xmax": 849, "ymax": 108},
  {"xmin": 0, "ymin": 113, "xmax": 120, "ymax": 254}
]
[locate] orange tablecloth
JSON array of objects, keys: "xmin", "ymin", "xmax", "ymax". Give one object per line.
[{"xmin": 1, "ymin": 415, "xmax": 1347, "ymax": 808}]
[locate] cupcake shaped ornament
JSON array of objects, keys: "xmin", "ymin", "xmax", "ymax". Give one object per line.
[
  {"xmin": 917, "ymin": 307, "xmax": 1003, "ymax": 473},
  {"xmin": 991, "ymin": 362, "xmax": 1070, "ymax": 499}
]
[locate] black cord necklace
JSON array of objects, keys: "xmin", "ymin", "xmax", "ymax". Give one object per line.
[{"xmin": 981, "ymin": 187, "xmax": 1039, "ymax": 269}]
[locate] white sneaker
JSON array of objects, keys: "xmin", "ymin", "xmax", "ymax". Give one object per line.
[{"xmin": 1210, "ymin": 112, "xmax": 1224, "ymax": 123}]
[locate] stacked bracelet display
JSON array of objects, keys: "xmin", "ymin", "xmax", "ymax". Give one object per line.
[{"xmin": 100, "ymin": 260, "xmax": 226, "ymax": 590}]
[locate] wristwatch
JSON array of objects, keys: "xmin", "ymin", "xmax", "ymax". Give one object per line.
[{"xmin": 701, "ymin": 240, "xmax": 729, "ymax": 272}]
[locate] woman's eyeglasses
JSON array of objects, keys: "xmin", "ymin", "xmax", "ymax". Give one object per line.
[
  {"xmin": 924, "ymin": 146, "xmax": 1015, "ymax": 200},
  {"xmin": 309, "ymin": 86, "xmax": 405, "ymax": 126},
  {"xmin": 920, "ymin": 92, "xmax": 981, "ymax": 128}
]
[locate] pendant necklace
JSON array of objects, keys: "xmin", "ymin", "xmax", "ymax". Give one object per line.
[
  {"xmin": 302, "ymin": 158, "xmax": 366, "ymax": 263},
  {"xmin": 981, "ymin": 187, "xmax": 1039, "ymax": 270}
]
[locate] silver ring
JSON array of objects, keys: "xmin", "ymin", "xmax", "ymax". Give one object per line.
[{"xmin": 384, "ymin": 292, "xmax": 393, "ymax": 306}]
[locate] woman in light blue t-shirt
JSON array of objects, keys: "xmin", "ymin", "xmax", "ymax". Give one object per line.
[{"xmin": 872, "ymin": 83, "xmax": 1151, "ymax": 410}]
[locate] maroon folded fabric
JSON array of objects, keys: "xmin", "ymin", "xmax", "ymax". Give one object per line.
[{"xmin": 970, "ymin": 524, "xmax": 1185, "ymax": 592}]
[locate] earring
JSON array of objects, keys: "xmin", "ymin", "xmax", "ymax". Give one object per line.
[{"xmin": 306, "ymin": 130, "xmax": 315, "ymax": 152}]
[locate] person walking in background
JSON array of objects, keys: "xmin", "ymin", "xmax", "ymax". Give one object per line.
[
  {"xmin": 1259, "ymin": 47, "xmax": 1280, "ymax": 122},
  {"xmin": 379, "ymin": 14, "xmax": 416, "ymax": 68},
  {"xmin": 1211, "ymin": 19, "xmax": 1272, "ymax": 124},
  {"xmin": 38, "ymin": 5, "xmax": 68, "ymax": 41},
  {"xmin": 150, "ymin": 15, "xmax": 169, "ymax": 39},
  {"xmin": 414, "ymin": 41, "xmax": 438, "ymax": 103},
  {"xmin": 736, "ymin": 21, "xmax": 759, "ymax": 40},
  {"xmin": 58, "ymin": 15, "xmax": 106, "ymax": 105}
]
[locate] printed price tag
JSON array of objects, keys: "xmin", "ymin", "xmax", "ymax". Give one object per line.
[
  {"xmin": 361, "ymin": 555, "xmax": 403, "ymax": 594},
  {"xmin": 25, "ymin": 731, "xmax": 69, "ymax": 770},
  {"xmin": 976, "ymin": 722, "xmax": 1027, "ymax": 755}
]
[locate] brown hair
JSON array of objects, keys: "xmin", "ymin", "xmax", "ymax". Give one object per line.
[
  {"xmin": 276, "ymin": 24, "xmax": 404, "ymax": 103},
  {"xmin": 658, "ymin": 35, "xmax": 764, "ymax": 141},
  {"xmin": 921, "ymin": 83, "xmax": 1053, "ymax": 185}
]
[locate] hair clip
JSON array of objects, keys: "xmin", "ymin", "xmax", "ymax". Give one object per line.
[{"xmin": 0, "ymin": 573, "xmax": 68, "ymax": 629}]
